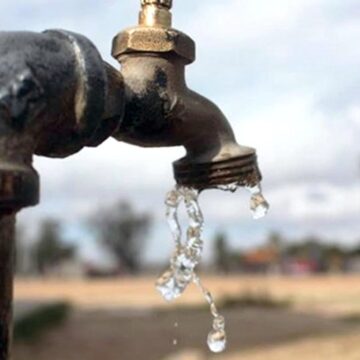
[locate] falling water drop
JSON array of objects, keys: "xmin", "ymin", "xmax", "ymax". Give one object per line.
[
  {"xmin": 246, "ymin": 183, "xmax": 270, "ymax": 220},
  {"xmin": 193, "ymin": 274, "xmax": 226, "ymax": 352},
  {"xmin": 217, "ymin": 182, "xmax": 238, "ymax": 193},
  {"xmin": 207, "ymin": 329, "xmax": 227, "ymax": 353},
  {"xmin": 208, "ymin": 314, "xmax": 227, "ymax": 353},
  {"xmin": 156, "ymin": 269, "xmax": 180, "ymax": 302}
]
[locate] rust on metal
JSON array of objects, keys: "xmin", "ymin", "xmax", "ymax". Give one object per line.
[
  {"xmin": 174, "ymin": 154, "xmax": 262, "ymax": 190},
  {"xmin": 0, "ymin": 166, "xmax": 39, "ymax": 213},
  {"xmin": 112, "ymin": 28, "xmax": 195, "ymax": 64}
]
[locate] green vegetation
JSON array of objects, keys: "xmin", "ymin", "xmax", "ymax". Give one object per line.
[
  {"xmin": 32, "ymin": 220, "xmax": 76, "ymax": 275},
  {"xmin": 340, "ymin": 313, "xmax": 360, "ymax": 324},
  {"xmin": 161, "ymin": 290, "xmax": 292, "ymax": 314},
  {"xmin": 220, "ymin": 290, "xmax": 292, "ymax": 310},
  {"xmin": 14, "ymin": 302, "xmax": 71, "ymax": 342},
  {"xmin": 90, "ymin": 201, "xmax": 152, "ymax": 274}
]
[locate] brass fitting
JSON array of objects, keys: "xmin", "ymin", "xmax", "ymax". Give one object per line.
[
  {"xmin": 112, "ymin": 0, "xmax": 262, "ymax": 190},
  {"xmin": 139, "ymin": 0, "xmax": 172, "ymax": 27},
  {"xmin": 112, "ymin": 0, "xmax": 195, "ymax": 64}
]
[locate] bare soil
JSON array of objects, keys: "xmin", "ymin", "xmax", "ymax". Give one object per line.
[{"xmin": 13, "ymin": 276, "xmax": 360, "ymax": 360}]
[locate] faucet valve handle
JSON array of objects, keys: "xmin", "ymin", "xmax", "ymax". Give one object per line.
[
  {"xmin": 141, "ymin": 0, "xmax": 172, "ymax": 9},
  {"xmin": 139, "ymin": 0, "xmax": 173, "ymax": 27}
]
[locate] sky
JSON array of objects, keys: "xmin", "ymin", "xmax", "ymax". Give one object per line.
[{"xmin": 2, "ymin": 0, "xmax": 360, "ymax": 263}]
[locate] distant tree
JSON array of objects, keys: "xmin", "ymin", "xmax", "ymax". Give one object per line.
[
  {"xmin": 267, "ymin": 232, "xmax": 284, "ymax": 251},
  {"xmin": 32, "ymin": 220, "xmax": 76, "ymax": 275},
  {"xmin": 285, "ymin": 236, "xmax": 323, "ymax": 260},
  {"xmin": 349, "ymin": 243, "xmax": 360, "ymax": 256},
  {"xmin": 322, "ymin": 244, "xmax": 347, "ymax": 272},
  {"xmin": 90, "ymin": 201, "xmax": 151, "ymax": 274},
  {"xmin": 214, "ymin": 232, "xmax": 230, "ymax": 273}
]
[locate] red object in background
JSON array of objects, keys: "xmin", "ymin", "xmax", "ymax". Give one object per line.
[{"xmin": 286, "ymin": 259, "xmax": 318, "ymax": 275}]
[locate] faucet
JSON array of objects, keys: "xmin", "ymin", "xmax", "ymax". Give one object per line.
[
  {"xmin": 0, "ymin": 1, "xmax": 264, "ymax": 358},
  {"xmin": 112, "ymin": 0, "xmax": 262, "ymax": 189}
]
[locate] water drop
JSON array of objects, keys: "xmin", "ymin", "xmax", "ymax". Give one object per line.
[
  {"xmin": 247, "ymin": 184, "xmax": 270, "ymax": 219},
  {"xmin": 156, "ymin": 270, "xmax": 180, "ymax": 301},
  {"xmin": 207, "ymin": 329, "xmax": 227, "ymax": 353},
  {"xmin": 213, "ymin": 316, "xmax": 225, "ymax": 331},
  {"xmin": 156, "ymin": 267, "xmax": 192, "ymax": 301},
  {"xmin": 193, "ymin": 274, "xmax": 226, "ymax": 352},
  {"xmin": 217, "ymin": 182, "xmax": 238, "ymax": 192}
]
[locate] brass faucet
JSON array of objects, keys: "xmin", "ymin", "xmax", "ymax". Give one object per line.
[
  {"xmin": 0, "ymin": 1, "xmax": 264, "ymax": 358},
  {"xmin": 112, "ymin": 0, "xmax": 261, "ymax": 189}
]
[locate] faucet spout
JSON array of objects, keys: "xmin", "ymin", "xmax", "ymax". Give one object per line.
[{"xmin": 112, "ymin": 0, "xmax": 262, "ymax": 190}]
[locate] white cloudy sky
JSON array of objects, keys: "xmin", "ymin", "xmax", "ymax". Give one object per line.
[{"xmin": 2, "ymin": 0, "xmax": 360, "ymax": 262}]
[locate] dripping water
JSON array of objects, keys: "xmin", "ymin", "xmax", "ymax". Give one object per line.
[
  {"xmin": 246, "ymin": 184, "xmax": 270, "ymax": 220},
  {"xmin": 156, "ymin": 182, "xmax": 269, "ymax": 353}
]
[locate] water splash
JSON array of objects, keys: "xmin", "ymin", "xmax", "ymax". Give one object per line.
[
  {"xmin": 156, "ymin": 187, "xmax": 203, "ymax": 302},
  {"xmin": 246, "ymin": 184, "xmax": 270, "ymax": 220},
  {"xmin": 156, "ymin": 182, "xmax": 269, "ymax": 353}
]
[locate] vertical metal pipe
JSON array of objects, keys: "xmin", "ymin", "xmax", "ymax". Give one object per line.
[{"xmin": 0, "ymin": 214, "xmax": 15, "ymax": 360}]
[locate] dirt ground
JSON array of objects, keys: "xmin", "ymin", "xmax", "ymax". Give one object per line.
[
  {"xmin": 14, "ymin": 275, "xmax": 360, "ymax": 314},
  {"xmin": 13, "ymin": 276, "xmax": 360, "ymax": 360}
]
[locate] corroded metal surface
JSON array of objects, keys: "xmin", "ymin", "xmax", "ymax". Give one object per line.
[
  {"xmin": 174, "ymin": 154, "xmax": 262, "ymax": 190},
  {"xmin": 0, "ymin": 215, "xmax": 15, "ymax": 360},
  {"xmin": 112, "ymin": 0, "xmax": 262, "ymax": 191},
  {"xmin": 0, "ymin": 164, "xmax": 39, "ymax": 214},
  {"xmin": 0, "ymin": 30, "xmax": 125, "ymax": 211},
  {"xmin": 112, "ymin": 27, "xmax": 195, "ymax": 64},
  {"xmin": 112, "ymin": 0, "xmax": 195, "ymax": 64}
]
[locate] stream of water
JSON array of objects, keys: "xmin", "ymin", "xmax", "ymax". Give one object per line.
[{"xmin": 156, "ymin": 183, "xmax": 269, "ymax": 353}]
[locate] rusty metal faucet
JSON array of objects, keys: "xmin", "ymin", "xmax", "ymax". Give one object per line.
[
  {"xmin": 0, "ymin": 1, "xmax": 263, "ymax": 358},
  {"xmin": 112, "ymin": 0, "xmax": 261, "ymax": 189}
]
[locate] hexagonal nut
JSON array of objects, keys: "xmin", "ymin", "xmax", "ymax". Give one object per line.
[{"xmin": 112, "ymin": 27, "xmax": 196, "ymax": 64}]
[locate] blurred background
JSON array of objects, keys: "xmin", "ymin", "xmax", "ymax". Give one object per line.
[{"xmin": 2, "ymin": 0, "xmax": 360, "ymax": 359}]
